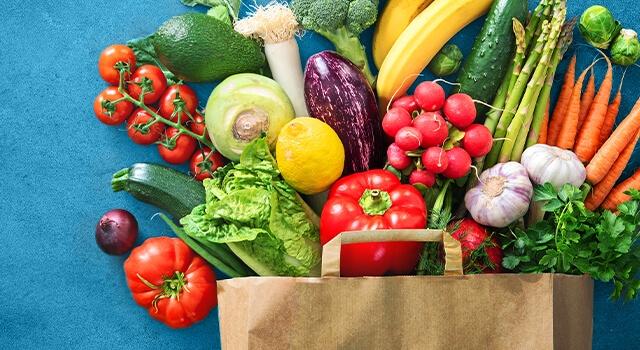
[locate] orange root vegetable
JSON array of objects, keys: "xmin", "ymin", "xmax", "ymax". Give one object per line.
[
  {"xmin": 577, "ymin": 70, "xmax": 596, "ymax": 129},
  {"xmin": 574, "ymin": 54, "xmax": 613, "ymax": 162},
  {"xmin": 556, "ymin": 65, "xmax": 590, "ymax": 150},
  {"xmin": 585, "ymin": 129, "xmax": 640, "ymax": 210},
  {"xmin": 538, "ymin": 101, "xmax": 550, "ymax": 144},
  {"xmin": 602, "ymin": 169, "xmax": 640, "ymax": 211},
  {"xmin": 598, "ymin": 70, "xmax": 626, "ymax": 148},
  {"xmin": 587, "ymin": 97, "xmax": 640, "ymax": 184},
  {"xmin": 548, "ymin": 54, "xmax": 576, "ymax": 145}
]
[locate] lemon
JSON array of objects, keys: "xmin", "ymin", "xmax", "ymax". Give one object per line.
[{"xmin": 276, "ymin": 118, "xmax": 345, "ymax": 195}]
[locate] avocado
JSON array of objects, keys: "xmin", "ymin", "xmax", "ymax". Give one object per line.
[{"xmin": 153, "ymin": 13, "xmax": 265, "ymax": 82}]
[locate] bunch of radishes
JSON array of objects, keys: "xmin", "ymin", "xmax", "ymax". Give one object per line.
[{"xmin": 383, "ymin": 81, "xmax": 493, "ymax": 187}]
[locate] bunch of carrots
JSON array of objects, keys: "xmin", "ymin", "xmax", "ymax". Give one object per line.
[{"xmin": 543, "ymin": 52, "xmax": 640, "ymax": 211}]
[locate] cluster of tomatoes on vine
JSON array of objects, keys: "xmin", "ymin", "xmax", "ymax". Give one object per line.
[
  {"xmin": 382, "ymin": 81, "xmax": 493, "ymax": 187},
  {"xmin": 93, "ymin": 44, "xmax": 225, "ymax": 181}
]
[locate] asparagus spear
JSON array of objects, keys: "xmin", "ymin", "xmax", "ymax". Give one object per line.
[
  {"xmin": 524, "ymin": 0, "xmax": 550, "ymax": 46},
  {"xmin": 501, "ymin": 3, "xmax": 566, "ymax": 162},
  {"xmin": 484, "ymin": 20, "xmax": 551, "ymax": 168},
  {"xmin": 507, "ymin": 19, "xmax": 529, "ymax": 99},
  {"xmin": 525, "ymin": 19, "xmax": 575, "ymax": 148},
  {"xmin": 485, "ymin": 20, "xmax": 527, "ymax": 134}
]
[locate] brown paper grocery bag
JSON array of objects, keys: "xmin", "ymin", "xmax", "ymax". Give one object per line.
[{"xmin": 217, "ymin": 229, "xmax": 593, "ymax": 350}]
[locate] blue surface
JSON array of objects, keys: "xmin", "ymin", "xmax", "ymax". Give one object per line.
[{"xmin": 1, "ymin": 0, "xmax": 639, "ymax": 349}]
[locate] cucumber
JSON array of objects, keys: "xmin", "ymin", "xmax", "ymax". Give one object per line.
[
  {"xmin": 111, "ymin": 163, "xmax": 205, "ymax": 219},
  {"xmin": 456, "ymin": 0, "xmax": 528, "ymax": 119}
]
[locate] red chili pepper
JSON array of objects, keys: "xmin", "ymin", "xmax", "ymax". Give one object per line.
[{"xmin": 320, "ymin": 169, "xmax": 428, "ymax": 277}]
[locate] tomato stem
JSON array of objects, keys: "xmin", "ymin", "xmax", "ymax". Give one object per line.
[{"xmin": 116, "ymin": 68, "xmax": 214, "ymax": 149}]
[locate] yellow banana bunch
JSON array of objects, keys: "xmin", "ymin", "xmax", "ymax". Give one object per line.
[
  {"xmin": 377, "ymin": 0, "xmax": 493, "ymax": 107},
  {"xmin": 373, "ymin": 0, "xmax": 435, "ymax": 69}
]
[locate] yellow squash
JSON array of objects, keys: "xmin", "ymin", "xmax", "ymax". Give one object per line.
[
  {"xmin": 377, "ymin": 0, "xmax": 493, "ymax": 108},
  {"xmin": 373, "ymin": 0, "xmax": 435, "ymax": 69}
]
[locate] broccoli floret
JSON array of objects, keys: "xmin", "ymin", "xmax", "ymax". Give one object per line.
[{"xmin": 292, "ymin": 0, "xmax": 378, "ymax": 85}]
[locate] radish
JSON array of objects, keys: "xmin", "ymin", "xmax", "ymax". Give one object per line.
[
  {"xmin": 443, "ymin": 93, "xmax": 476, "ymax": 128},
  {"xmin": 461, "ymin": 124, "xmax": 493, "ymax": 157},
  {"xmin": 414, "ymin": 81, "xmax": 446, "ymax": 112},
  {"xmin": 409, "ymin": 169, "xmax": 436, "ymax": 187},
  {"xmin": 442, "ymin": 147, "xmax": 472, "ymax": 179},
  {"xmin": 394, "ymin": 126, "xmax": 422, "ymax": 151},
  {"xmin": 382, "ymin": 107, "xmax": 413, "ymax": 137},
  {"xmin": 391, "ymin": 95, "xmax": 420, "ymax": 114},
  {"xmin": 412, "ymin": 112, "xmax": 448, "ymax": 147},
  {"xmin": 449, "ymin": 218, "xmax": 502, "ymax": 273},
  {"xmin": 421, "ymin": 146, "xmax": 448, "ymax": 174},
  {"xmin": 387, "ymin": 143, "xmax": 412, "ymax": 170}
]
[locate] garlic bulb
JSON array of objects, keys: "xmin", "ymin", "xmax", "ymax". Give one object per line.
[
  {"xmin": 521, "ymin": 144, "xmax": 586, "ymax": 189},
  {"xmin": 465, "ymin": 162, "xmax": 533, "ymax": 228}
]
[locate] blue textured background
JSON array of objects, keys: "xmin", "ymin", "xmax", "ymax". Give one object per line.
[{"xmin": 1, "ymin": 0, "xmax": 639, "ymax": 349}]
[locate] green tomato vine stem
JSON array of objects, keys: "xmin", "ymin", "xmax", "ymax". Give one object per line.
[{"xmin": 116, "ymin": 68, "xmax": 214, "ymax": 149}]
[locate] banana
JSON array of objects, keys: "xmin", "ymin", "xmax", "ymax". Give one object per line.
[
  {"xmin": 373, "ymin": 0, "xmax": 435, "ymax": 69},
  {"xmin": 377, "ymin": 0, "xmax": 493, "ymax": 108}
]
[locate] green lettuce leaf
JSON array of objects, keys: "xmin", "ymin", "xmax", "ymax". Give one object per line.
[{"xmin": 180, "ymin": 137, "xmax": 321, "ymax": 277}]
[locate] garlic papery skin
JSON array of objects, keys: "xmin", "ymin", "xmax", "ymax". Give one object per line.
[
  {"xmin": 521, "ymin": 144, "xmax": 586, "ymax": 189},
  {"xmin": 465, "ymin": 162, "xmax": 533, "ymax": 228}
]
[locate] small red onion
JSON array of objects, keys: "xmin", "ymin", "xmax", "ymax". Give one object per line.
[{"xmin": 95, "ymin": 209, "xmax": 138, "ymax": 255}]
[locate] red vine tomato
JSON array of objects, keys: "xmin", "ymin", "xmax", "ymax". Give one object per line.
[
  {"xmin": 93, "ymin": 86, "xmax": 133, "ymax": 126},
  {"xmin": 158, "ymin": 84, "xmax": 198, "ymax": 124},
  {"xmin": 98, "ymin": 44, "xmax": 136, "ymax": 85},
  {"xmin": 158, "ymin": 127, "xmax": 197, "ymax": 164},
  {"xmin": 190, "ymin": 147, "xmax": 226, "ymax": 181},
  {"xmin": 127, "ymin": 65, "xmax": 168, "ymax": 104},
  {"xmin": 126, "ymin": 109, "xmax": 165, "ymax": 145}
]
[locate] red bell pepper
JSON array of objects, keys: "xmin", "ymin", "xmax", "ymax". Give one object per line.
[{"xmin": 320, "ymin": 169, "xmax": 428, "ymax": 277}]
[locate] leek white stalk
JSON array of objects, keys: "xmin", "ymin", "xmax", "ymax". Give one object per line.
[{"xmin": 235, "ymin": 3, "xmax": 309, "ymax": 117}]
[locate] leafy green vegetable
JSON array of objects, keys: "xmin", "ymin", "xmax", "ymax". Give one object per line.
[
  {"xmin": 126, "ymin": 36, "xmax": 177, "ymax": 84},
  {"xmin": 610, "ymin": 29, "xmax": 640, "ymax": 66},
  {"xmin": 502, "ymin": 183, "xmax": 640, "ymax": 300},
  {"xmin": 180, "ymin": 137, "xmax": 322, "ymax": 277},
  {"xmin": 578, "ymin": 5, "xmax": 621, "ymax": 49},
  {"xmin": 180, "ymin": 0, "xmax": 241, "ymax": 25}
]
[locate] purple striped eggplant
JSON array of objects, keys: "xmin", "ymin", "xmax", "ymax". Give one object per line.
[{"xmin": 304, "ymin": 51, "xmax": 384, "ymax": 175}]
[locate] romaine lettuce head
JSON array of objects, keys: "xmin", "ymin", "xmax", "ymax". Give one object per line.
[{"xmin": 180, "ymin": 137, "xmax": 321, "ymax": 277}]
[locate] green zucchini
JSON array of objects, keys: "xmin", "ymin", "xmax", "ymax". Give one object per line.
[
  {"xmin": 112, "ymin": 163, "xmax": 205, "ymax": 219},
  {"xmin": 456, "ymin": 0, "xmax": 528, "ymax": 119},
  {"xmin": 112, "ymin": 163, "xmax": 255, "ymax": 277}
]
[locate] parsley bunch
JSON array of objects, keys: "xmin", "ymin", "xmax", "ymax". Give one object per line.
[{"xmin": 502, "ymin": 183, "xmax": 640, "ymax": 300}]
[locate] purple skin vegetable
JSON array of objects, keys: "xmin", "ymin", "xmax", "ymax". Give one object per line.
[
  {"xmin": 304, "ymin": 51, "xmax": 384, "ymax": 174},
  {"xmin": 95, "ymin": 209, "xmax": 138, "ymax": 255}
]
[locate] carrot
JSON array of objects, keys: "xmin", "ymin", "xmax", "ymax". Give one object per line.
[
  {"xmin": 598, "ymin": 70, "xmax": 626, "ymax": 149},
  {"xmin": 555, "ymin": 65, "xmax": 591, "ymax": 150},
  {"xmin": 548, "ymin": 54, "xmax": 577, "ymax": 145},
  {"xmin": 574, "ymin": 53, "xmax": 613, "ymax": 162},
  {"xmin": 577, "ymin": 69, "xmax": 596, "ymax": 130},
  {"xmin": 587, "ymin": 97, "xmax": 640, "ymax": 184},
  {"xmin": 538, "ymin": 101, "xmax": 550, "ymax": 144},
  {"xmin": 602, "ymin": 169, "xmax": 640, "ymax": 211},
  {"xmin": 599, "ymin": 91, "xmax": 622, "ymax": 148},
  {"xmin": 584, "ymin": 129, "xmax": 639, "ymax": 211}
]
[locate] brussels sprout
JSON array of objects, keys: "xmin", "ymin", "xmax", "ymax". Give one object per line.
[
  {"xmin": 579, "ymin": 5, "xmax": 622, "ymax": 49},
  {"xmin": 611, "ymin": 29, "xmax": 640, "ymax": 66},
  {"xmin": 428, "ymin": 44, "xmax": 463, "ymax": 77}
]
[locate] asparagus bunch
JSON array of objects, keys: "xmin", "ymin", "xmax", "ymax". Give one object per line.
[{"xmin": 478, "ymin": 0, "xmax": 573, "ymax": 170}]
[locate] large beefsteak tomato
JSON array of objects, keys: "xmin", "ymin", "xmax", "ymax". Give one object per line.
[{"xmin": 123, "ymin": 237, "xmax": 217, "ymax": 328}]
